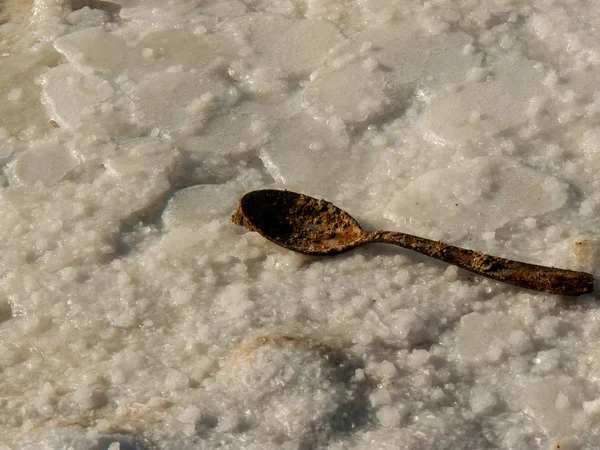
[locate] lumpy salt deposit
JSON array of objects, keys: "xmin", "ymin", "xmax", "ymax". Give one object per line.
[{"xmin": 1, "ymin": 0, "xmax": 600, "ymax": 448}]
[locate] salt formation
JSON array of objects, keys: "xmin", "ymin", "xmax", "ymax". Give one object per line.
[
  {"xmin": 387, "ymin": 156, "xmax": 568, "ymax": 240},
  {"xmin": 0, "ymin": 0, "xmax": 599, "ymax": 448},
  {"xmin": 420, "ymin": 56, "xmax": 549, "ymax": 146},
  {"xmin": 259, "ymin": 114, "xmax": 349, "ymax": 193}
]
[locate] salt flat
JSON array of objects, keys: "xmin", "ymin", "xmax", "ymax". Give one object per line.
[{"xmin": 0, "ymin": 0, "xmax": 599, "ymax": 448}]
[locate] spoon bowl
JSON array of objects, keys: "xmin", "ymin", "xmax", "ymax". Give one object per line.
[
  {"xmin": 232, "ymin": 189, "xmax": 595, "ymax": 296},
  {"xmin": 231, "ymin": 189, "xmax": 364, "ymax": 255}
]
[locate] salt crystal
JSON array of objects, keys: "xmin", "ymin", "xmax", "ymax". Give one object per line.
[
  {"xmin": 7, "ymin": 88, "xmax": 23, "ymax": 101},
  {"xmin": 469, "ymin": 386, "xmax": 496, "ymax": 415},
  {"xmin": 376, "ymin": 405, "xmax": 401, "ymax": 427},
  {"xmin": 555, "ymin": 392, "xmax": 570, "ymax": 410},
  {"xmin": 369, "ymin": 388, "xmax": 392, "ymax": 407}
]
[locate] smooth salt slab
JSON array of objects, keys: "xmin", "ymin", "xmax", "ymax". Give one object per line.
[
  {"xmin": 259, "ymin": 113, "xmax": 349, "ymax": 193},
  {"xmin": 420, "ymin": 56, "xmax": 547, "ymax": 145},
  {"xmin": 235, "ymin": 14, "xmax": 344, "ymax": 76},
  {"xmin": 162, "ymin": 175, "xmax": 262, "ymax": 229},
  {"xmin": 101, "ymin": 138, "xmax": 178, "ymax": 222},
  {"xmin": 130, "ymin": 70, "xmax": 232, "ymax": 137},
  {"xmin": 54, "ymin": 27, "xmax": 141, "ymax": 75},
  {"xmin": 180, "ymin": 113, "xmax": 269, "ymax": 157},
  {"xmin": 303, "ymin": 58, "xmax": 401, "ymax": 125},
  {"xmin": 105, "ymin": 137, "xmax": 177, "ymax": 179},
  {"xmin": 162, "ymin": 185, "xmax": 232, "ymax": 229},
  {"xmin": 352, "ymin": 22, "xmax": 482, "ymax": 88},
  {"xmin": 8, "ymin": 136, "xmax": 79, "ymax": 186},
  {"xmin": 41, "ymin": 64, "xmax": 126, "ymax": 133},
  {"xmin": 387, "ymin": 156, "xmax": 568, "ymax": 239},
  {"xmin": 136, "ymin": 29, "xmax": 239, "ymax": 70}
]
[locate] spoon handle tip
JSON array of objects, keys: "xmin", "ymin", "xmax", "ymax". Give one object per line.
[{"xmin": 365, "ymin": 231, "xmax": 594, "ymax": 296}]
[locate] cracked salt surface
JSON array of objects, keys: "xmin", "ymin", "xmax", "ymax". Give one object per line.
[{"xmin": 0, "ymin": 0, "xmax": 600, "ymax": 448}]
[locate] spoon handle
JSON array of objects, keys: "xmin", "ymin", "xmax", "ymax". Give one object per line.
[{"xmin": 363, "ymin": 231, "xmax": 594, "ymax": 296}]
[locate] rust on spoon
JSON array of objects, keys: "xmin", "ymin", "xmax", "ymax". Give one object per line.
[
  {"xmin": 232, "ymin": 189, "xmax": 595, "ymax": 296},
  {"xmin": 232, "ymin": 189, "xmax": 363, "ymax": 255}
]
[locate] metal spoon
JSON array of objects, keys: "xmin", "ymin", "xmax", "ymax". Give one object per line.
[{"xmin": 231, "ymin": 189, "xmax": 594, "ymax": 296}]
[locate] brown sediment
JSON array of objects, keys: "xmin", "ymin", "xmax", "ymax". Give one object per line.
[{"xmin": 232, "ymin": 189, "xmax": 595, "ymax": 296}]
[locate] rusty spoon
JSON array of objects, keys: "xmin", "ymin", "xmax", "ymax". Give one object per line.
[{"xmin": 231, "ymin": 189, "xmax": 594, "ymax": 296}]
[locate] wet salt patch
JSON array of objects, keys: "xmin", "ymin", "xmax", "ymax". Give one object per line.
[
  {"xmin": 387, "ymin": 156, "xmax": 568, "ymax": 240},
  {"xmin": 554, "ymin": 237, "xmax": 598, "ymax": 273}
]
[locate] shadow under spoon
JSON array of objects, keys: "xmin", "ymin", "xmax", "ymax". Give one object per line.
[{"xmin": 231, "ymin": 189, "xmax": 594, "ymax": 296}]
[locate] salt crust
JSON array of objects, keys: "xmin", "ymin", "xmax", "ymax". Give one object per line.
[{"xmin": 0, "ymin": 0, "xmax": 599, "ymax": 448}]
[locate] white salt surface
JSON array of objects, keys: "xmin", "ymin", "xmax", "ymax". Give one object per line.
[{"xmin": 1, "ymin": 0, "xmax": 600, "ymax": 449}]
